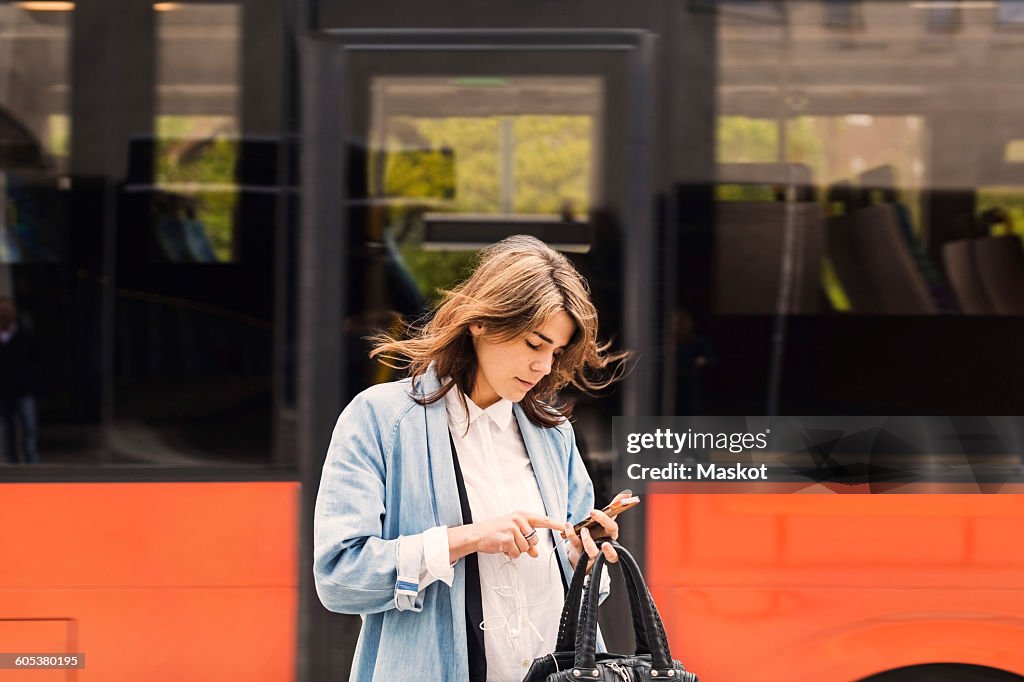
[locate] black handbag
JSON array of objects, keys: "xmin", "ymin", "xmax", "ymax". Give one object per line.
[{"xmin": 523, "ymin": 541, "xmax": 698, "ymax": 682}]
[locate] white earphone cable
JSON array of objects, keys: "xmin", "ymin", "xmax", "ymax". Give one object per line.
[{"xmin": 478, "ymin": 536, "xmax": 572, "ymax": 656}]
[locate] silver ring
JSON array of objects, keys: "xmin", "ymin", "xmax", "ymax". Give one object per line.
[{"xmin": 524, "ymin": 529, "xmax": 537, "ymax": 541}]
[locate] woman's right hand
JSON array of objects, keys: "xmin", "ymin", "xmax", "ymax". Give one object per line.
[{"xmin": 449, "ymin": 511, "xmax": 564, "ymax": 562}]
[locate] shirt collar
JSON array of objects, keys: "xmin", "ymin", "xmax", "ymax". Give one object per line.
[{"xmin": 443, "ymin": 383, "xmax": 515, "ymax": 432}]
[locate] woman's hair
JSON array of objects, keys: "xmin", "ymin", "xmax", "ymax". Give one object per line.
[{"xmin": 370, "ymin": 235, "xmax": 630, "ymax": 427}]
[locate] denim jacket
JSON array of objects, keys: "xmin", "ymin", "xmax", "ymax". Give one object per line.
[{"xmin": 313, "ymin": 367, "xmax": 607, "ymax": 681}]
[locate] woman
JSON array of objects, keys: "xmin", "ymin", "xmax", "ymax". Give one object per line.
[{"xmin": 314, "ymin": 235, "xmax": 629, "ymax": 681}]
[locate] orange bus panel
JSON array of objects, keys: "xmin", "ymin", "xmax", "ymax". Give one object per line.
[
  {"xmin": 648, "ymin": 493, "xmax": 1024, "ymax": 682},
  {"xmin": 0, "ymin": 482, "xmax": 299, "ymax": 681}
]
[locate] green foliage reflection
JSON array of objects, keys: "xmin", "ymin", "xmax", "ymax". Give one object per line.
[
  {"xmin": 379, "ymin": 114, "xmax": 592, "ymax": 300},
  {"xmin": 154, "ymin": 116, "xmax": 238, "ymax": 262}
]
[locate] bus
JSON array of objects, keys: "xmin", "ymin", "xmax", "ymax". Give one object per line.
[{"xmin": 2, "ymin": 1, "xmax": 1024, "ymax": 679}]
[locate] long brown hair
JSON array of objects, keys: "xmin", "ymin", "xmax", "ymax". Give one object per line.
[{"xmin": 369, "ymin": 235, "xmax": 629, "ymax": 427}]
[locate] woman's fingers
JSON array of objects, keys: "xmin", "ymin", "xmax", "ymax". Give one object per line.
[
  {"xmin": 580, "ymin": 526, "xmax": 600, "ymax": 560},
  {"xmin": 507, "ymin": 527, "xmax": 529, "ymax": 559},
  {"xmin": 564, "ymin": 522, "xmax": 584, "ymax": 564},
  {"xmin": 588, "ymin": 508, "xmax": 619, "ymax": 541},
  {"xmin": 523, "ymin": 529, "xmax": 540, "ymax": 558},
  {"xmin": 525, "ymin": 513, "xmax": 566, "ymax": 531},
  {"xmin": 564, "ymin": 522, "xmax": 581, "ymax": 549},
  {"xmin": 513, "ymin": 516, "xmax": 539, "ymax": 546},
  {"xmin": 501, "ymin": 508, "xmax": 621, "ymax": 565},
  {"xmin": 580, "ymin": 527, "xmax": 620, "ymax": 570},
  {"xmin": 512, "ymin": 516, "xmax": 540, "ymax": 558}
]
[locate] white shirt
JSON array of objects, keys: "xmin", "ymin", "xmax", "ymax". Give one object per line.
[{"xmin": 417, "ymin": 389, "xmax": 566, "ymax": 681}]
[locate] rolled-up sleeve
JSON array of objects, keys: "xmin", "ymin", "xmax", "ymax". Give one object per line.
[
  {"xmin": 393, "ymin": 525, "xmax": 455, "ymax": 611},
  {"xmin": 422, "ymin": 525, "xmax": 456, "ymax": 586}
]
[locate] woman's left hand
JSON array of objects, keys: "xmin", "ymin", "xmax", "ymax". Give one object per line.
[{"xmin": 565, "ymin": 491, "xmax": 629, "ymax": 572}]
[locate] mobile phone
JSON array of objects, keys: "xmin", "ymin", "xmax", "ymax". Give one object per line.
[{"xmin": 561, "ymin": 489, "xmax": 640, "ymax": 538}]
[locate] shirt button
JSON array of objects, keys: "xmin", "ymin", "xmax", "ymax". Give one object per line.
[{"xmin": 522, "ymin": 659, "xmax": 530, "ymax": 667}]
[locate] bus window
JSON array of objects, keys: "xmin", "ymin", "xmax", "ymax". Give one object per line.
[
  {"xmin": 113, "ymin": 2, "xmax": 275, "ymax": 465},
  {"xmin": 0, "ymin": 2, "xmax": 83, "ymax": 461},
  {"xmin": 714, "ymin": 114, "xmax": 930, "ymax": 318},
  {"xmin": 344, "ymin": 75, "xmax": 604, "ymax": 395},
  {"xmin": 680, "ymin": 0, "xmax": 1024, "ymax": 418}
]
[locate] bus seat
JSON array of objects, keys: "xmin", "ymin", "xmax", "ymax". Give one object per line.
[
  {"xmin": 713, "ymin": 200, "xmax": 824, "ymax": 314},
  {"xmin": 975, "ymin": 235, "xmax": 1024, "ymax": 315},
  {"xmin": 942, "ymin": 235, "xmax": 1024, "ymax": 315},
  {"xmin": 943, "ymin": 239, "xmax": 996, "ymax": 315},
  {"xmin": 827, "ymin": 204, "xmax": 938, "ymax": 314}
]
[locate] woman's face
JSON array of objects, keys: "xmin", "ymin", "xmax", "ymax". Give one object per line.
[{"xmin": 469, "ymin": 310, "xmax": 576, "ymax": 409}]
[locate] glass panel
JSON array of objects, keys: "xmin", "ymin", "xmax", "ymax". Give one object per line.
[
  {"xmin": 153, "ymin": 3, "xmax": 240, "ymax": 264},
  {"xmin": 715, "ymin": 114, "xmax": 927, "ymax": 314},
  {"xmin": 342, "ymin": 75, "xmax": 603, "ymax": 395},
  {"xmin": 152, "ymin": 116, "xmax": 239, "ymax": 263},
  {"xmin": 111, "ymin": 1, "xmax": 271, "ymax": 465},
  {"xmin": 0, "ymin": 3, "xmax": 69, "ymax": 265},
  {"xmin": 702, "ymin": 0, "xmax": 1024, "ymax": 418},
  {"xmin": 373, "ymin": 109, "xmax": 595, "ymax": 298},
  {"xmin": 0, "ymin": 2, "xmax": 71, "ymax": 465},
  {"xmin": 371, "ymin": 78, "xmax": 598, "ymax": 286},
  {"xmin": 716, "ymin": 0, "xmax": 1024, "ymax": 318}
]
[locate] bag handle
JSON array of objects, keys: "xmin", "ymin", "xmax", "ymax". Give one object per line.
[
  {"xmin": 573, "ymin": 542, "xmax": 673, "ymax": 671},
  {"xmin": 573, "ymin": 542, "xmax": 675, "ymax": 672},
  {"xmin": 554, "ymin": 546, "xmax": 591, "ymax": 651},
  {"xmin": 555, "ymin": 539, "xmax": 651, "ymax": 656}
]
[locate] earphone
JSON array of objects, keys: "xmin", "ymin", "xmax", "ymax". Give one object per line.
[{"xmin": 478, "ymin": 536, "xmax": 570, "ymax": 654}]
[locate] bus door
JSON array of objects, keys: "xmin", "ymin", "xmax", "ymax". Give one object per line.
[{"xmin": 299, "ymin": 29, "xmax": 657, "ymax": 669}]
